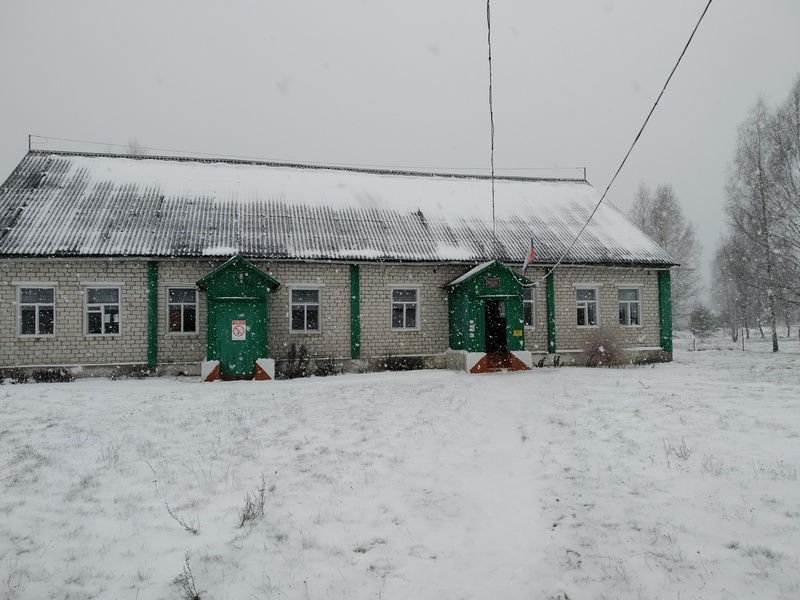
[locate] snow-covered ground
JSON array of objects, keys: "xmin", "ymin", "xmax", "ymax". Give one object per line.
[{"xmin": 1, "ymin": 332, "xmax": 798, "ymax": 599}]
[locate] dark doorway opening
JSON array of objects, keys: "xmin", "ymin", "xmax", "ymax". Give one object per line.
[{"xmin": 484, "ymin": 299, "xmax": 507, "ymax": 353}]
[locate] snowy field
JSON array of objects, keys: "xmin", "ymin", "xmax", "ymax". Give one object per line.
[{"xmin": 1, "ymin": 332, "xmax": 799, "ymax": 600}]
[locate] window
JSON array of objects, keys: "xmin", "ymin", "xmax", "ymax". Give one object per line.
[
  {"xmin": 291, "ymin": 288, "xmax": 320, "ymax": 332},
  {"xmin": 523, "ymin": 287, "xmax": 535, "ymax": 327},
  {"xmin": 168, "ymin": 288, "xmax": 197, "ymax": 333},
  {"xmin": 19, "ymin": 287, "xmax": 55, "ymax": 336},
  {"xmin": 86, "ymin": 287, "xmax": 120, "ymax": 335},
  {"xmin": 391, "ymin": 288, "xmax": 419, "ymax": 330},
  {"xmin": 576, "ymin": 288, "xmax": 598, "ymax": 327},
  {"xmin": 619, "ymin": 288, "xmax": 641, "ymax": 326}
]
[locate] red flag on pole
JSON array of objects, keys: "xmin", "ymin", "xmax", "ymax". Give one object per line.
[{"xmin": 522, "ymin": 238, "xmax": 535, "ymax": 274}]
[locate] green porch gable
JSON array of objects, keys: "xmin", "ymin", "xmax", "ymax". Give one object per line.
[
  {"xmin": 197, "ymin": 256, "xmax": 281, "ymax": 378},
  {"xmin": 197, "ymin": 255, "xmax": 281, "ymax": 299},
  {"xmin": 446, "ymin": 261, "xmax": 533, "ymax": 353}
]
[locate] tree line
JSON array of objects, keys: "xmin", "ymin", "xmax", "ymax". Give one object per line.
[{"xmin": 712, "ymin": 76, "xmax": 800, "ymax": 351}]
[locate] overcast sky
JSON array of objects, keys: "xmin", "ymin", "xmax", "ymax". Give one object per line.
[{"xmin": 2, "ymin": 0, "xmax": 799, "ymax": 288}]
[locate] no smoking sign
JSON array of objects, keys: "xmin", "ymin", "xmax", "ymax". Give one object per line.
[{"xmin": 231, "ymin": 320, "xmax": 247, "ymax": 341}]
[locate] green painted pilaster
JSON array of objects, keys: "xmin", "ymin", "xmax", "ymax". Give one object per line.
[
  {"xmin": 147, "ymin": 261, "xmax": 158, "ymax": 369},
  {"xmin": 658, "ymin": 270, "xmax": 673, "ymax": 352},
  {"xmin": 350, "ymin": 264, "xmax": 361, "ymax": 359},
  {"xmin": 546, "ymin": 270, "xmax": 556, "ymax": 353}
]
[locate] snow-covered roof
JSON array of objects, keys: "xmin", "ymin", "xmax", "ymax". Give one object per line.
[{"xmin": 0, "ymin": 151, "xmax": 676, "ymax": 266}]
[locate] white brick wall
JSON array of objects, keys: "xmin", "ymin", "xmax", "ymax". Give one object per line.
[
  {"xmin": 358, "ymin": 263, "xmax": 465, "ymax": 359},
  {"xmin": 546, "ymin": 265, "xmax": 661, "ymax": 351},
  {"xmin": 521, "ymin": 267, "xmax": 549, "ymax": 354},
  {"xmin": 0, "ymin": 259, "xmax": 665, "ymax": 370},
  {"xmin": 157, "ymin": 260, "xmax": 213, "ymax": 364},
  {"xmin": 257, "ymin": 261, "xmax": 351, "ymax": 361},
  {"xmin": 0, "ymin": 259, "xmax": 149, "ymax": 367}
]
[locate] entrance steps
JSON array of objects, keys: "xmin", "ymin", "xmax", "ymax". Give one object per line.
[
  {"xmin": 470, "ymin": 352, "xmax": 532, "ymax": 373},
  {"xmin": 445, "ymin": 349, "xmax": 533, "ymax": 373}
]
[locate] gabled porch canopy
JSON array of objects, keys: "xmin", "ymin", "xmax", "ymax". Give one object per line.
[
  {"xmin": 197, "ymin": 256, "xmax": 281, "ymax": 379},
  {"xmin": 446, "ymin": 261, "xmax": 533, "ymax": 354}
]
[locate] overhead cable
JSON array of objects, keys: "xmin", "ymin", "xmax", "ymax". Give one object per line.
[{"xmin": 527, "ymin": 0, "xmax": 713, "ymax": 287}]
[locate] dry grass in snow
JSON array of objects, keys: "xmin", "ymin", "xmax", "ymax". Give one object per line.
[{"xmin": 1, "ymin": 331, "xmax": 799, "ymax": 599}]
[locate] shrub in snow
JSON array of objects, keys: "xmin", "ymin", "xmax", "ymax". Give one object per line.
[
  {"xmin": 165, "ymin": 503, "xmax": 200, "ymax": 535},
  {"xmin": 280, "ymin": 343, "xmax": 311, "ymax": 379},
  {"xmin": 175, "ymin": 554, "xmax": 203, "ymax": 600},
  {"xmin": 108, "ymin": 365, "xmax": 150, "ymax": 380},
  {"xmin": 380, "ymin": 353, "xmax": 425, "ymax": 371},
  {"xmin": 0, "ymin": 368, "xmax": 30, "ymax": 384},
  {"xmin": 582, "ymin": 327, "xmax": 626, "ymax": 367},
  {"xmin": 32, "ymin": 368, "xmax": 75, "ymax": 383},
  {"xmin": 239, "ymin": 474, "xmax": 269, "ymax": 527},
  {"xmin": 689, "ymin": 304, "xmax": 718, "ymax": 341},
  {"xmin": 313, "ymin": 358, "xmax": 340, "ymax": 377}
]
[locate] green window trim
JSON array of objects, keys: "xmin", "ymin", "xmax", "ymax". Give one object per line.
[
  {"xmin": 546, "ymin": 270, "xmax": 556, "ymax": 353},
  {"xmin": 147, "ymin": 261, "xmax": 158, "ymax": 368},
  {"xmin": 350, "ymin": 264, "xmax": 361, "ymax": 359},
  {"xmin": 658, "ymin": 270, "xmax": 673, "ymax": 352}
]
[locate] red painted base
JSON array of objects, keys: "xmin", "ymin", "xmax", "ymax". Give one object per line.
[
  {"xmin": 254, "ymin": 363, "xmax": 272, "ymax": 380},
  {"xmin": 469, "ymin": 352, "xmax": 532, "ymax": 373},
  {"xmin": 204, "ymin": 363, "xmax": 222, "ymax": 382}
]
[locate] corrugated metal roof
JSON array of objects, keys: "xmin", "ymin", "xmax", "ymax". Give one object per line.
[{"xmin": 0, "ymin": 151, "xmax": 676, "ymax": 266}]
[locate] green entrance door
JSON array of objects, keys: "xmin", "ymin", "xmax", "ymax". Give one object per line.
[
  {"xmin": 197, "ymin": 256, "xmax": 281, "ymax": 380},
  {"xmin": 210, "ymin": 298, "xmax": 267, "ymax": 378}
]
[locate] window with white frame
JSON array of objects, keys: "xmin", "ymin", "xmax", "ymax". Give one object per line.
[
  {"xmin": 391, "ymin": 288, "xmax": 419, "ymax": 330},
  {"xmin": 618, "ymin": 288, "xmax": 641, "ymax": 326},
  {"xmin": 168, "ymin": 287, "xmax": 197, "ymax": 333},
  {"xmin": 576, "ymin": 287, "xmax": 598, "ymax": 327},
  {"xmin": 291, "ymin": 288, "xmax": 320, "ymax": 332},
  {"xmin": 523, "ymin": 286, "xmax": 535, "ymax": 327},
  {"xmin": 18, "ymin": 286, "xmax": 55, "ymax": 336},
  {"xmin": 86, "ymin": 287, "xmax": 120, "ymax": 335}
]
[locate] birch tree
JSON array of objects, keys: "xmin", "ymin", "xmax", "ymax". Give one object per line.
[
  {"xmin": 725, "ymin": 99, "xmax": 784, "ymax": 351},
  {"xmin": 711, "ymin": 234, "xmax": 755, "ymax": 341},
  {"xmin": 715, "ymin": 75, "xmax": 800, "ymax": 351},
  {"xmin": 629, "ymin": 183, "xmax": 703, "ymax": 326},
  {"xmin": 767, "ymin": 76, "xmax": 800, "ymax": 307}
]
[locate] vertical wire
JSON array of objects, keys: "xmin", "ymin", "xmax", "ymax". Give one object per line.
[{"xmin": 487, "ymin": 0, "xmax": 497, "ymax": 258}]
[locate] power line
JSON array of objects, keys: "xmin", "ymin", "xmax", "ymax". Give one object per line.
[
  {"xmin": 487, "ymin": 0, "xmax": 497, "ymax": 257},
  {"xmin": 527, "ymin": 0, "xmax": 713, "ymax": 287}
]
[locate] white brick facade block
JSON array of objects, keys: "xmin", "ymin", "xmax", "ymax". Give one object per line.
[{"xmin": 0, "ymin": 259, "xmax": 666, "ymax": 372}]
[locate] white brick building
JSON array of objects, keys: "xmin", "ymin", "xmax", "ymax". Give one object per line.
[{"xmin": 0, "ymin": 151, "xmax": 676, "ymax": 378}]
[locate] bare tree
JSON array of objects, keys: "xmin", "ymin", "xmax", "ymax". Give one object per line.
[
  {"xmin": 767, "ymin": 75, "xmax": 800, "ymax": 308},
  {"xmin": 725, "ymin": 99, "xmax": 781, "ymax": 351},
  {"xmin": 628, "ymin": 183, "xmax": 703, "ymax": 327},
  {"xmin": 711, "ymin": 234, "xmax": 755, "ymax": 341},
  {"xmin": 716, "ymin": 75, "xmax": 800, "ymax": 352},
  {"xmin": 126, "ymin": 137, "xmax": 146, "ymax": 157}
]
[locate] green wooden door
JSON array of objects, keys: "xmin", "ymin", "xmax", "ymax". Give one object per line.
[{"xmin": 210, "ymin": 298, "xmax": 267, "ymax": 378}]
